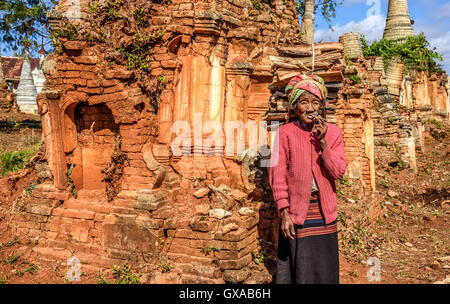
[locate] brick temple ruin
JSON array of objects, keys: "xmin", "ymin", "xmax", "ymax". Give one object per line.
[{"xmin": 8, "ymin": 0, "xmax": 449, "ymax": 283}]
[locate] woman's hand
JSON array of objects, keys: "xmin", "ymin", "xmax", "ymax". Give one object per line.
[
  {"xmin": 281, "ymin": 208, "xmax": 296, "ymax": 239},
  {"xmin": 312, "ymin": 117, "xmax": 328, "ymax": 149}
]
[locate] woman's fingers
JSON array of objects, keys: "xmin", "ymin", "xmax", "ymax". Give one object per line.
[
  {"xmin": 288, "ymin": 222, "xmax": 296, "ymax": 239},
  {"xmin": 283, "ymin": 220, "xmax": 295, "ymax": 240},
  {"xmin": 281, "ymin": 212, "xmax": 295, "ymax": 239},
  {"xmin": 313, "ymin": 119, "xmax": 327, "ymax": 139},
  {"xmin": 281, "ymin": 221, "xmax": 292, "ymax": 239},
  {"xmin": 282, "ymin": 227, "xmax": 289, "ymax": 239}
]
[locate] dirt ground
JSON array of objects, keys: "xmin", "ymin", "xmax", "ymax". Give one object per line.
[
  {"xmin": 0, "ymin": 112, "xmax": 42, "ymax": 156},
  {"xmin": 336, "ymin": 125, "xmax": 449, "ymax": 284},
  {"xmin": 0, "ymin": 113, "xmax": 448, "ymax": 284}
]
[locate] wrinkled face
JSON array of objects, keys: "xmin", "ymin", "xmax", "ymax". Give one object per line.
[{"xmin": 294, "ymin": 91, "xmax": 323, "ymax": 124}]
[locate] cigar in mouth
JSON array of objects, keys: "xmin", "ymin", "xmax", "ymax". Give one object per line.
[{"xmin": 308, "ymin": 111, "xmax": 325, "ymax": 122}]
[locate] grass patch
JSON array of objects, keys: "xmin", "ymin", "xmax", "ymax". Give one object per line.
[
  {"xmin": 348, "ymin": 74, "xmax": 361, "ymax": 84},
  {"xmin": 0, "ymin": 148, "xmax": 36, "ymax": 175},
  {"xmin": 94, "ymin": 271, "xmax": 110, "ymax": 284},
  {"xmin": 25, "ymin": 263, "xmax": 39, "ymax": 274},
  {"xmin": 340, "ymin": 176, "xmax": 353, "ymax": 186},
  {"xmin": 252, "ymin": 249, "xmax": 266, "ymax": 264},
  {"xmin": 349, "ymin": 270, "xmax": 359, "ymax": 278},
  {"xmin": 3, "ymin": 254, "xmax": 20, "ymax": 265},
  {"xmin": 95, "ymin": 261, "xmax": 141, "ymax": 284},
  {"xmin": 15, "ymin": 270, "xmax": 24, "ymax": 277},
  {"xmin": 0, "ymin": 237, "xmax": 19, "ymax": 249},
  {"xmin": 160, "ymin": 263, "xmax": 172, "ymax": 273},
  {"xmin": 112, "ymin": 262, "xmax": 141, "ymax": 284},
  {"xmin": 200, "ymin": 246, "xmax": 221, "ymax": 254}
]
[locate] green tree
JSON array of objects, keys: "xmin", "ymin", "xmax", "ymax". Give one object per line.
[
  {"xmin": 360, "ymin": 33, "xmax": 444, "ymax": 73},
  {"xmin": 0, "ymin": 0, "xmax": 57, "ymax": 55}
]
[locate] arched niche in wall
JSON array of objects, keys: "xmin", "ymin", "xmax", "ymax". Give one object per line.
[{"xmin": 61, "ymin": 99, "xmax": 119, "ymax": 191}]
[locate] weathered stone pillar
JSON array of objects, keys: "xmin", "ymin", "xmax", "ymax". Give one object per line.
[
  {"xmin": 38, "ymin": 91, "xmax": 67, "ymax": 189},
  {"xmin": 173, "ymin": 56, "xmax": 194, "ymax": 156},
  {"xmin": 383, "ymin": 0, "xmax": 415, "ymax": 41},
  {"xmin": 400, "ymin": 75, "xmax": 414, "ymax": 109},
  {"xmin": 363, "ymin": 115, "xmax": 376, "ymax": 191},
  {"xmin": 158, "ymin": 90, "xmax": 174, "ymax": 145},
  {"xmin": 206, "ymin": 56, "xmax": 226, "ymax": 156},
  {"xmin": 339, "ymin": 33, "xmax": 363, "ymax": 59},
  {"xmin": 173, "ymin": 55, "xmax": 226, "ymax": 156},
  {"xmin": 224, "ymin": 63, "xmax": 252, "ymax": 157},
  {"xmin": 386, "ymin": 59, "xmax": 404, "ymax": 96}
]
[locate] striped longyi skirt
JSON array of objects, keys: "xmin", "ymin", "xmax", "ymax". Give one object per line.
[{"xmin": 275, "ymin": 192, "xmax": 339, "ymax": 284}]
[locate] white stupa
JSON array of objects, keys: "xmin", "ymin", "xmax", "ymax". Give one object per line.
[
  {"xmin": 32, "ymin": 45, "xmax": 47, "ymax": 94},
  {"xmin": 16, "ymin": 49, "xmax": 38, "ymax": 114}
]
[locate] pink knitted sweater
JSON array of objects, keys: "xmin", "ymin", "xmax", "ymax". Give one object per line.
[{"xmin": 269, "ymin": 121, "xmax": 347, "ymax": 225}]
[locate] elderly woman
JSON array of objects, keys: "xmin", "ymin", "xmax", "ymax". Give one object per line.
[{"xmin": 269, "ymin": 74, "xmax": 347, "ymax": 284}]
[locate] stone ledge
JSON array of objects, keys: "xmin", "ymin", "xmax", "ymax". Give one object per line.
[{"xmin": 218, "ymin": 252, "xmax": 252, "ymax": 270}]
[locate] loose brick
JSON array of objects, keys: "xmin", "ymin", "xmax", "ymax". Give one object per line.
[
  {"xmin": 80, "ymin": 71, "xmax": 98, "ymax": 80},
  {"xmin": 78, "ymin": 87, "xmax": 103, "ymax": 95},
  {"xmin": 87, "ymin": 79, "xmax": 101, "ymax": 87},
  {"xmin": 28, "ymin": 204, "xmax": 53, "ymax": 216},
  {"xmin": 167, "ymin": 229, "xmax": 215, "ymax": 240},
  {"xmin": 89, "ymin": 91, "xmax": 128, "ymax": 105},
  {"xmin": 63, "ymin": 71, "xmax": 81, "ymax": 78},
  {"xmin": 189, "ymin": 219, "xmax": 218, "ymax": 232},
  {"xmin": 16, "ymin": 220, "xmax": 42, "ymax": 230},
  {"xmin": 173, "ymin": 11, "xmax": 195, "ymax": 18},
  {"xmin": 166, "ymin": 25, "xmax": 193, "ymax": 35},
  {"xmin": 63, "ymin": 41, "xmax": 87, "ymax": 51},
  {"xmin": 223, "ymin": 268, "xmax": 250, "ymax": 283},
  {"xmin": 104, "ymin": 70, "xmax": 135, "ymax": 80},
  {"xmin": 178, "ymin": 3, "xmax": 193, "ymax": 10},
  {"xmin": 63, "ymin": 63, "xmax": 94, "ymax": 71},
  {"xmin": 218, "ymin": 230, "xmax": 258, "ymax": 251},
  {"xmin": 28, "ymin": 214, "xmax": 49, "ymax": 223},
  {"xmin": 63, "ymin": 78, "xmax": 87, "ymax": 86},
  {"xmin": 152, "ymin": 16, "xmax": 171, "ymax": 25},
  {"xmin": 218, "ymin": 253, "xmax": 252, "ymax": 270},
  {"xmin": 74, "ymin": 56, "xmax": 98, "ymax": 65},
  {"xmin": 61, "ymin": 209, "xmax": 95, "ymax": 220},
  {"xmin": 45, "ymin": 191, "xmax": 72, "ymax": 201},
  {"xmin": 101, "ymin": 79, "xmax": 120, "ymax": 87},
  {"xmin": 215, "ymin": 240, "xmax": 258, "ymax": 260},
  {"xmin": 70, "ymin": 221, "xmax": 91, "ymax": 242},
  {"xmin": 150, "ymin": 67, "xmax": 163, "ymax": 76},
  {"xmin": 161, "ymin": 60, "xmax": 177, "ymax": 69},
  {"xmin": 135, "ymin": 191, "xmax": 167, "ymax": 211},
  {"xmin": 103, "ymin": 84, "xmax": 125, "ymax": 94},
  {"xmin": 135, "ymin": 215, "xmax": 164, "ymax": 229}
]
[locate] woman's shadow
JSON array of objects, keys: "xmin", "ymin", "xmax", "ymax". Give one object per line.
[{"xmin": 248, "ymin": 151, "xmax": 280, "ymax": 284}]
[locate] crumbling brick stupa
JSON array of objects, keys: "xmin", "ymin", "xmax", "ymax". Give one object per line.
[{"xmin": 9, "ymin": 0, "xmax": 449, "ymax": 283}]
